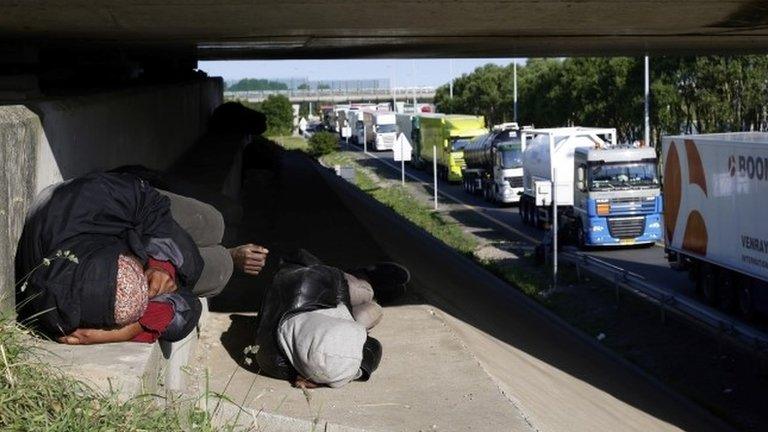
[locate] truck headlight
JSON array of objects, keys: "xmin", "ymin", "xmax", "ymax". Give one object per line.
[
  {"xmin": 592, "ymin": 225, "xmax": 604, "ymax": 232},
  {"xmin": 648, "ymin": 222, "xmax": 661, "ymax": 228}
]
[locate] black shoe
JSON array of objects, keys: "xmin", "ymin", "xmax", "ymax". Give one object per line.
[{"xmin": 355, "ymin": 262, "xmax": 410, "ymax": 303}]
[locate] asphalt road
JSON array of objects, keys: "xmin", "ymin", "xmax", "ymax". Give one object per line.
[{"xmin": 350, "ymin": 145, "xmax": 705, "ymax": 312}]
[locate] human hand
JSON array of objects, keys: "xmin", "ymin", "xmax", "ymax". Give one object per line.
[
  {"xmin": 58, "ymin": 328, "xmax": 99, "ymax": 345},
  {"xmin": 292, "ymin": 375, "xmax": 320, "ymax": 389},
  {"xmin": 230, "ymin": 244, "xmax": 269, "ymax": 276},
  {"xmin": 58, "ymin": 323, "xmax": 143, "ymax": 345},
  {"xmin": 145, "ymin": 267, "xmax": 177, "ymax": 298}
]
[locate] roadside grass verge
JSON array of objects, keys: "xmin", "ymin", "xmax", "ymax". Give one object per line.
[
  {"xmin": 0, "ymin": 310, "xmax": 255, "ymax": 432},
  {"xmin": 270, "ymin": 135, "xmax": 308, "ymax": 152},
  {"xmin": 322, "ymin": 152, "xmax": 479, "ymax": 256},
  {"xmin": 317, "ymin": 151, "xmax": 582, "ymax": 300}
]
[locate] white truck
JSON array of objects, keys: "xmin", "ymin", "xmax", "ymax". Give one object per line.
[
  {"xmin": 520, "ymin": 127, "xmax": 663, "ymax": 248},
  {"xmin": 363, "ymin": 111, "xmax": 398, "ymax": 151},
  {"xmin": 462, "ymin": 122, "xmax": 527, "ymax": 204},
  {"xmin": 663, "ymin": 132, "xmax": 768, "ymax": 319}
]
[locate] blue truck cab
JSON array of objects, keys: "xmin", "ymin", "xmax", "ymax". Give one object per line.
[{"xmin": 572, "ymin": 146, "xmax": 662, "ymax": 247}]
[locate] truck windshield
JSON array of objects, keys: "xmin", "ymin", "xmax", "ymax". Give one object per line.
[
  {"xmin": 376, "ymin": 124, "xmax": 397, "ymax": 133},
  {"xmin": 451, "ymin": 138, "xmax": 471, "ymax": 151},
  {"xmin": 589, "ymin": 161, "xmax": 659, "ymax": 190},
  {"xmin": 500, "ymin": 149, "xmax": 523, "ymax": 168}
]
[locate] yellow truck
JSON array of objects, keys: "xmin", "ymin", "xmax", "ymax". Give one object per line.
[{"xmin": 417, "ymin": 114, "xmax": 487, "ymax": 182}]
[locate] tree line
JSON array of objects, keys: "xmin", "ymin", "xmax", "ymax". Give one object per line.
[
  {"xmin": 228, "ymin": 78, "xmax": 288, "ymax": 92},
  {"xmin": 435, "ymin": 56, "xmax": 768, "ymax": 144}
]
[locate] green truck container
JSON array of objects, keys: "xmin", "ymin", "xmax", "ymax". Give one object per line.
[{"xmin": 417, "ymin": 114, "xmax": 486, "ymax": 182}]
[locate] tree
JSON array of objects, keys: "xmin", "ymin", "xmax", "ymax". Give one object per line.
[
  {"xmin": 260, "ymin": 94, "xmax": 294, "ymax": 136},
  {"xmin": 317, "ymin": 83, "xmax": 331, "ymax": 90},
  {"xmin": 435, "ymin": 55, "xmax": 768, "ymax": 145},
  {"xmin": 297, "ymin": 83, "xmax": 310, "ymax": 90},
  {"xmin": 228, "ymin": 79, "xmax": 288, "ymax": 91}
]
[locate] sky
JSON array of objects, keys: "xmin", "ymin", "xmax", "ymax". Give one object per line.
[{"xmin": 197, "ymin": 58, "xmax": 525, "ymax": 88}]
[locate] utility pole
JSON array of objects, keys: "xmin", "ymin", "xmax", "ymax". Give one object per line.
[
  {"xmin": 513, "ymin": 61, "xmax": 518, "ymax": 122},
  {"xmin": 433, "ymin": 145, "xmax": 438, "ymax": 210},
  {"xmin": 412, "ymin": 59, "xmax": 417, "ymax": 110},
  {"xmin": 644, "ymin": 55, "xmax": 651, "ymax": 147},
  {"xmin": 392, "ymin": 63, "xmax": 397, "ymax": 112},
  {"xmin": 449, "ymin": 59, "xmax": 454, "ymax": 100}
]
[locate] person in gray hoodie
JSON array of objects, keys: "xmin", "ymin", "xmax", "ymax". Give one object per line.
[{"xmin": 254, "ymin": 249, "xmax": 409, "ymax": 388}]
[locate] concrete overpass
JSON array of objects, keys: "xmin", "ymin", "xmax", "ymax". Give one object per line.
[
  {"xmin": 0, "ymin": 2, "xmax": 764, "ymax": 431},
  {"xmin": 1, "ymin": 1, "xmax": 768, "ymax": 62},
  {"xmin": 225, "ymin": 87, "xmax": 437, "ymax": 104}
]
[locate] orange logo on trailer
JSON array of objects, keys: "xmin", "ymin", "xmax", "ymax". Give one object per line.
[{"xmin": 664, "ymin": 139, "xmax": 708, "ymax": 256}]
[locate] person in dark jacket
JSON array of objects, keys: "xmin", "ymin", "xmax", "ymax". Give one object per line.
[
  {"xmin": 15, "ymin": 172, "xmax": 267, "ymax": 344},
  {"xmin": 254, "ymin": 249, "xmax": 409, "ymax": 388}
]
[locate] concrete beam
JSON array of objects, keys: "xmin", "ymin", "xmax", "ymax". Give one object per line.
[{"xmin": 0, "ymin": 1, "xmax": 767, "ymax": 58}]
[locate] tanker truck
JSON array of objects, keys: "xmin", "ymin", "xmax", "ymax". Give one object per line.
[
  {"xmin": 418, "ymin": 114, "xmax": 486, "ymax": 182},
  {"xmin": 462, "ymin": 122, "xmax": 529, "ymax": 204},
  {"xmin": 662, "ymin": 132, "xmax": 768, "ymax": 319},
  {"xmin": 519, "ymin": 127, "xmax": 662, "ymax": 248}
]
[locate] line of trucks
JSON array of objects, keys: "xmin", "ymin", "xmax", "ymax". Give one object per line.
[{"xmin": 333, "ymin": 106, "xmax": 768, "ymax": 319}]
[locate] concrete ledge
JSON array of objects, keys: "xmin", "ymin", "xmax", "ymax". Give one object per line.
[{"xmin": 40, "ymin": 297, "xmax": 209, "ymax": 399}]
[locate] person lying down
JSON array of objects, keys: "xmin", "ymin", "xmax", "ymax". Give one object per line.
[
  {"xmin": 253, "ymin": 249, "xmax": 409, "ymax": 389},
  {"xmin": 56, "ymin": 254, "xmax": 201, "ymax": 345}
]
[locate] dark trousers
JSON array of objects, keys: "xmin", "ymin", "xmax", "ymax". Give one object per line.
[{"xmin": 159, "ymin": 190, "xmax": 233, "ymax": 297}]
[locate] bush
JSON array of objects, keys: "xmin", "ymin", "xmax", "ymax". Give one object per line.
[
  {"xmin": 308, "ymin": 131, "xmax": 339, "ymax": 157},
  {"xmin": 260, "ymin": 94, "xmax": 294, "ymax": 136}
]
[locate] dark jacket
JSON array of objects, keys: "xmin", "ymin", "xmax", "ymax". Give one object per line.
[
  {"xmin": 254, "ymin": 249, "xmax": 382, "ymax": 382},
  {"xmin": 15, "ymin": 173, "xmax": 204, "ymax": 337}
]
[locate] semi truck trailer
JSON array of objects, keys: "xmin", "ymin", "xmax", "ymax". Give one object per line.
[
  {"xmin": 663, "ymin": 132, "xmax": 768, "ymax": 319},
  {"xmin": 364, "ymin": 111, "xmax": 398, "ymax": 151},
  {"xmin": 520, "ymin": 127, "xmax": 663, "ymax": 248},
  {"xmin": 418, "ymin": 114, "xmax": 486, "ymax": 182},
  {"xmin": 462, "ymin": 122, "xmax": 528, "ymax": 204}
]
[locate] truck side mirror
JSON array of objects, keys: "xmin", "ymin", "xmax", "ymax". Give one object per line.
[{"xmin": 577, "ymin": 166, "xmax": 585, "ymax": 191}]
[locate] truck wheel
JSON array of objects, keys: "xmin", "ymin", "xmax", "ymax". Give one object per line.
[
  {"xmin": 520, "ymin": 200, "xmax": 528, "ymax": 224},
  {"xmin": 737, "ymin": 279, "xmax": 756, "ymax": 321},
  {"xmin": 534, "ymin": 208, "xmax": 542, "ymax": 229},
  {"xmin": 700, "ymin": 263, "xmax": 718, "ymax": 306},
  {"xmin": 576, "ymin": 221, "xmax": 586, "ymax": 250},
  {"xmin": 717, "ymin": 269, "xmax": 737, "ymax": 312}
]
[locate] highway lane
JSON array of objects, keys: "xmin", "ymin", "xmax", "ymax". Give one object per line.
[{"xmin": 351, "ymin": 145, "xmax": 697, "ymax": 305}]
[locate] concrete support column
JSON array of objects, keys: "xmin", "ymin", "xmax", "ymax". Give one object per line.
[{"xmin": 0, "ymin": 107, "xmax": 41, "ymax": 314}]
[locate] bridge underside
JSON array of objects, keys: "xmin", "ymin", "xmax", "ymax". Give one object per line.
[{"xmin": 1, "ymin": 1, "xmax": 768, "ymax": 63}]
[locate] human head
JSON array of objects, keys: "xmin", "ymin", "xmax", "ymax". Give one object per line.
[{"xmin": 114, "ymin": 254, "xmax": 148, "ymax": 326}]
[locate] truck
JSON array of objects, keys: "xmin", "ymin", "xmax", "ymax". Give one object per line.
[
  {"xmin": 363, "ymin": 111, "xmax": 398, "ymax": 151},
  {"xmin": 519, "ymin": 127, "xmax": 663, "ymax": 248},
  {"xmin": 662, "ymin": 132, "xmax": 768, "ymax": 319},
  {"xmin": 462, "ymin": 122, "xmax": 528, "ymax": 204},
  {"xmin": 417, "ymin": 114, "xmax": 486, "ymax": 182}
]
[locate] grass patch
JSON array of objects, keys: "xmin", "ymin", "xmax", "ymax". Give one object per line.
[
  {"xmin": 0, "ymin": 311, "xmax": 256, "ymax": 431},
  {"xmin": 479, "ymin": 259, "xmax": 547, "ymax": 297},
  {"xmin": 321, "ymin": 151, "xmax": 478, "ymax": 256},
  {"xmin": 319, "ymin": 151, "xmax": 554, "ymax": 296},
  {"xmin": 270, "ymin": 135, "xmax": 308, "ymax": 152}
]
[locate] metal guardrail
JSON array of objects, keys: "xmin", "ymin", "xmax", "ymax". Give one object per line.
[{"xmin": 561, "ymin": 250, "xmax": 768, "ymax": 356}]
